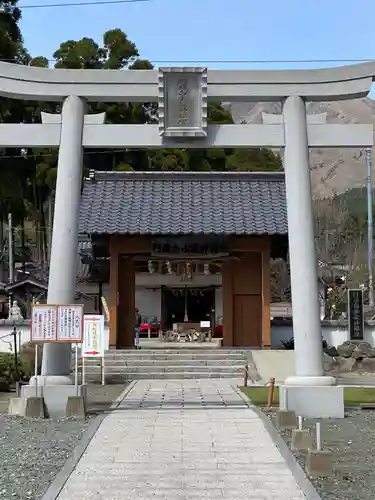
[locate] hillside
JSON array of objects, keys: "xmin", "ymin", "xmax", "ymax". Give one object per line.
[{"xmin": 227, "ymin": 98, "xmax": 375, "ymax": 198}]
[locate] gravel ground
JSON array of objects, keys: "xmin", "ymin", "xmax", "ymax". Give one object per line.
[
  {"xmin": 266, "ymin": 408, "xmax": 375, "ymax": 500},
  {"xmin": 0, "ymin": 384, "xmax": 128, "ymax": 500}
]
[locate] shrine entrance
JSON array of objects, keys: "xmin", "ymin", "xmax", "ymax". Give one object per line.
[{"xmin": 162, "ymin": 286, "xmax": 215, "ymax": 329}]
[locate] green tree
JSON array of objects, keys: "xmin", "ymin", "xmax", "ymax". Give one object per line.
[
  {"xmin": 207, "ymin": 101, "xmax": 233, "ymax": 124},
  {"xmin": 0, "ymin": 0, "xmax": 35, "ymax": 276},
  {"xmin": 51, "ymin": 30, "xmax": 152, "ymax": 173},
  {"xmin": 0, "ymin": 0, "xmax": 26, "ymax": 63},
  {"xmin": 227, "ymin": 148, "xmax": 283, "ymax": 172}
]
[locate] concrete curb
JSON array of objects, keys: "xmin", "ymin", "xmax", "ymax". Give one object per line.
[
  {"xmin": 234, "ymin": 386, "xmax": 322, "ymax": 500},
  {"xmin": 41, "ymin": 380, "xmax": 138, "ymax": 500}
]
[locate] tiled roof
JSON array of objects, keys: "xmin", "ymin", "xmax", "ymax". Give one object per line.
[
  {"xmin": 6, "ymin": 275, "xmax": 48, "ymax": 291},
  {"xmin": 14, "ymin": 237, "xmax": 94, "ymax": 283},
  {"xmin": 78, "ymin": 171, "xmax": 288, "ymax": 235}
]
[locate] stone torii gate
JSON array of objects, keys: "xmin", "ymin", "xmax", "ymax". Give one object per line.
[{"xmin": 1, "ymin": 62, "xmax": 374, "ymax": 417}]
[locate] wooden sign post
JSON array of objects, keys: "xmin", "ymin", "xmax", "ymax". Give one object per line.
[{"xmin": 82, "ymin": 314, "xmax": 106, "ymax": 385}]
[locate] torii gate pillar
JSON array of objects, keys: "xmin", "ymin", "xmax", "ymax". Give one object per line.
[
  {"xmin": 282, "ymin": 96, "xmax": 335, "ymax": 386},
  {"xmin": 23, "ymin": 98, "xmax": 109, "ymax": 415},
  {"xmin": 278, "ymin": 96, "xmax": 343, "ymax": 418},
  {"xmin": 40, "ymin": 95, "xmax": 85, "ymax": 381}
]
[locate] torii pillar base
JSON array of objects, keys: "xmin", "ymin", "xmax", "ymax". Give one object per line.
[
  {"xmin": 279, "ymin": 384, "xmax": 344, "ymax": 419},
  {"xmin": 20, "ymin": 383, "xmax": 87, "ymax": 419}
]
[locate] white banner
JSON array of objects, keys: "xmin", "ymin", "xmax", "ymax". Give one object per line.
[
  {"xmin": 31, "ymin": 305, "xmax": 58, "ymax": 342},
  {"xmin": 82, "ymin": 315, "xmax": 105, "ymax": 358},
  {"xmin": 57, "ymin": 304, "xmax": 84, "ymax": 342}
]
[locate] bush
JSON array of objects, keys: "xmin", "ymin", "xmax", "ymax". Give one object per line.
[
  {"xmin": 0, "ymin": 352, "xmax": 33, "ymax": 391},
  {"xmin": 19, "ymin": 342, "xmax": 42, "ymax": 375},
  {"xmin": 280, "ymin": 337, "xmax": 295, "ymax": 350},
  {"xmin": 0, "ymin": 342, "xmax": 46, "ymax": 391},
  {"xmin": 0, "ymin": 341, "xmax": 44, "ymax": 391},
  {"xmin": 281, "ymin": 337, "xmax": 328, "ymax": 350}
]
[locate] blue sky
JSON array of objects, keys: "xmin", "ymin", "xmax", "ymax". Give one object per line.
[{"xmin": 19, "ymin": 0, "xmax": 375, "ymax": 71}]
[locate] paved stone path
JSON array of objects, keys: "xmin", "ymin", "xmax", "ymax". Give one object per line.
[{"xmin": 57, "ymin": 380, "xmax": 310, "ymax": 500}]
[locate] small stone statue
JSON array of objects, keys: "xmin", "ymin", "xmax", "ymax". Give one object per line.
[{"xmin": 8, "ymin": 300, "xmax": 24, "ymax": 321}]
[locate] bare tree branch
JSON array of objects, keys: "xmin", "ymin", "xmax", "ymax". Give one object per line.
[{"xmin": 314, "ymin": 195, "xmax": 368, "ymax": 319}]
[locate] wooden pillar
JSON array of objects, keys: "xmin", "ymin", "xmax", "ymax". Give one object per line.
[
  {"xmin": 117, "ymin": 255, "xmax": 135, "ymax": 348},
  {"xmin": 222, "ymin": 260, "xmax": 233, "ymax": 347},
  {"xmin": 261, "ymin": 245, "xmax": 271, "ymax": 348},
  {"xmin": 108, "ymin": 238, "xmax": 119, "ymax": 348}
]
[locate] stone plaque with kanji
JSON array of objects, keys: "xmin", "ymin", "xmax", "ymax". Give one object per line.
[{"xmin": 158, "ymin": 67, "xmax": 207, "ymax": 138}]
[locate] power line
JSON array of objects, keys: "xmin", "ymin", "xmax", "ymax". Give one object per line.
[
  {"xmin": 8, "ymin": 0, "xmax": 150, "ymax": 9},
  {"xmin": 0, "ymin": 143, "xmax": 281, "ymax": 161},
  {"xmin": 0, "ymin": 147, "xmax": 144, "ymax": 160}
]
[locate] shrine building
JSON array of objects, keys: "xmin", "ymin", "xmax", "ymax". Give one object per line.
[{"xmin": 78, "ymin": 170, "xmax": 288, "ymax": 349}]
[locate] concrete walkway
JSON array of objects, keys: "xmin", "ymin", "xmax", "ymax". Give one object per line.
[{"xmin": 57, "ymin": 380, "xmax": 312, "ymax": 500}]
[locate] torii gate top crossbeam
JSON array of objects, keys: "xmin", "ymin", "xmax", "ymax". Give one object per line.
[{"xmin": 1, "ymin": 61, "xmax": 375, "ymax": 102}]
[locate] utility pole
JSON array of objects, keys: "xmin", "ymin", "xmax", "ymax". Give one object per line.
[
  {"xmin": 366, "ymin": 148, "xmax": 374, "ymax": 308},
  {"xmin": 7, "ymin": 212, "xmax": 13, "ymax": 283}
]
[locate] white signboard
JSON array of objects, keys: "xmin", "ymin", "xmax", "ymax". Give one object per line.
[
  {"xmin": 82, "ymin": 315, "xmax": 105, "ymax": 358},
  {"xmin": 31, "ymin": 305, "xmax": 58, "ymax": 342},
  {"xmin": 57, "ymin": 304, "xmax": 84, "ymax": 342},
  {"xmin": 200, "ymin": 321, "xmax": 211, "ymax": 328}
]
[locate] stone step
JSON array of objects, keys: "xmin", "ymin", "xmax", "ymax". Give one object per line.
[
  {"xmin": 79, "ymin": 359, "xmax": 246, "ymax": 367},
  {"xmin": 71, "ymin": 348, "xmax": 256, "ymax": 382},
  {"xmin": 82, "ymin": 371, "xmax": 244, "ymax": 381},
  {"xmin": 109, "ymin": 344, "xmax": 222, "ymax": 350},
  {"xmin": 90, "ymin": 349, "xmax": 246, "ymax": 356},
  {"xmin": 77, "ymin": 353, "xmax": 246, "ymax": 361},
  {"xmin": 101, "ymin": 347, "xmax": 230, "ymax": 351},
  {"xmin": 82, "ymin": 364, "xmax": 245, "ymax": 374}
]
